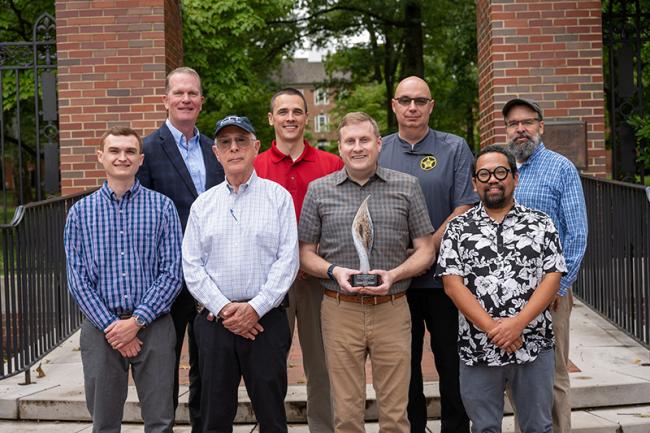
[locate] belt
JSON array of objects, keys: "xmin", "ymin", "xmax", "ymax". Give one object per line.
[
  {"xmin": 119, "ymin": 313, "xmax": 132, "ymax": 319},
  {"xmin": 324, "ymin": 289, "xmax": 405, "ymax": 305}
]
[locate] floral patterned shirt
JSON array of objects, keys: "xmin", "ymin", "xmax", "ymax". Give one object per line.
[{"xmin": 437, "ymin": 202, "xmax": 567, "ymax": 366}]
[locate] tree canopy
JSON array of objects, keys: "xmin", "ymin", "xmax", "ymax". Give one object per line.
[{"xmin": 182, "ymin": 0, "xmax": 479, "ymax": 149}]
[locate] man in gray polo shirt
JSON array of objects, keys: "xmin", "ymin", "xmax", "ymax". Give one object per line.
[
  {"xmin": 379, "ymin": 76, "xmax": 476, "ymax": 433},
  {"xmin": 299, "ymin": 112, "xmax": 435, "ymax": 433}
]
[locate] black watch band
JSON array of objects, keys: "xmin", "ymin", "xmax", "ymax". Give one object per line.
[{"xmin": 327, "ymin": 264, "xmax": 337, "ymax": 281}]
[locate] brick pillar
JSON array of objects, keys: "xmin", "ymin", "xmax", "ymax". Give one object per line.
[
  {"xmin": 476, "ymin": 1, "xmax": 607, "ymax": 177},
  {"xmin": 56, "ymin": 0, "xmax": 183, "ymax": 194}
]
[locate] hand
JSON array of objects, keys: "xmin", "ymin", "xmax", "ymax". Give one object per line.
[
  {"xmin": 331, "ymin": 266, "xmax": 361, "ymax": 294},
  {"xmin": 504, "ymin": 337, "xmax": 523, "ymax": 354},
  {"xmin": 105, "ymin": 318, "xmax": 141, "ymax": 350},
  {"xmin": 357, "ymin": 269, "xmax": 394, "ymax": 296},
  {"xmin": 550, "ymin": 294, "xmax": 561, "ymax": 311},
  {"xmin": 117, "ymin": 337, "xmax": 143, "ymax": 358},
  {"xmin": 487, "ymin": 317, "xmax": 525, "ymax": 350},
  {"xmin": 220, "ymin": 303, "xmax": 263, "ymax": 339}
]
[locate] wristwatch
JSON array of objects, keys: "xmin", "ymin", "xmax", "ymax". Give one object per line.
[
  {"xmin": 327, "ymin": 264, "xmax": 337, "ymax": 281},
  {"xmin": 132, "ymin": 315, "xmax": 146, "ymax": 328}
]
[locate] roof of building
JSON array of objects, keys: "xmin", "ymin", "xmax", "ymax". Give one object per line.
[{"xmin": 276, "ymin": 58, "xmax": 348, "ymax": 86}]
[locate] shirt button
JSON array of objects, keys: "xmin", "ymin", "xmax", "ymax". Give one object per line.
[
  {"xmin": 122, "ymin": 273, "xmax": 126, "ymax": 277},
  {"xmin": 124, "ymin": 295, "xmax": 129, "ymax": 299},
  {"xmin": 120, "ymin": 231, "xmax": 124, "ymax": 234},
  {"xmin": 120, "ymin": 251, "xmax": 124, "ymax": 255}
]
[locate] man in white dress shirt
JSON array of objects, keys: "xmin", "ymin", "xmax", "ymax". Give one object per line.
[{"xmin": 182, "ymin": 115, "xmax": 299, "ymax": 433}]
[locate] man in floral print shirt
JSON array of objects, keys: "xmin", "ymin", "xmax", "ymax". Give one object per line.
[{"xmin": 437, "ymin": 145, "xmax": 566, "ymax": 433}]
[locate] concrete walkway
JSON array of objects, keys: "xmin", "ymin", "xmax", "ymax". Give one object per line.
[{"xmin": 1, "ymin": 300, "xmax": 650, "ymax": 432}]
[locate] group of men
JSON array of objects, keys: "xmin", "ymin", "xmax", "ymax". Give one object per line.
[{"xmin": 64, "ymin": 66, "xmax": 587, "ymax": 433}]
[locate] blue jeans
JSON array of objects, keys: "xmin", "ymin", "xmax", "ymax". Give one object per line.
[{"xmin": 459, "ymin": 349, "xmax": 555, "ymax": 433}]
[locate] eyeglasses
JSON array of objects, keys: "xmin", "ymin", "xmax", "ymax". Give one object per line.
[
  {"xmin": 505, "ymin": 118, "xmax": 539, "ymax": 129},
  {"xmin": 393, "ymin": 96, "xmax": 432, "ymax": 107},
  {"xmin": 215, "ymin": 136, "xmax": 254, "ymax": 150},
  {"xmin": 474, "ymin": 166, "xmax": 512, "ymax": 183}
]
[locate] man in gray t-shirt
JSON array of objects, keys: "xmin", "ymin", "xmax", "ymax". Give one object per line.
[{"xmin": 379, "ymin": 76, "xmax": 477, "ymax": 433}]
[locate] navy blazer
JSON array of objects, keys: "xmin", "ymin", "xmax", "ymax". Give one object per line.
[{"xmin": 137, "ymin": 123, "xmax": 225, "ymax": 231}]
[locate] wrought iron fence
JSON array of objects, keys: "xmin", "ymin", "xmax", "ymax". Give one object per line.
[
  {"xmin": 574, "ymin": 176, "xmax": 650, "ymax": 348},
  {"xmin": 1, "ymin": 12, "xmax": 59, "ymax": 224},
  {"xmin": 0, "ymin": 190, "xmax": 89, "ymax": 381}
]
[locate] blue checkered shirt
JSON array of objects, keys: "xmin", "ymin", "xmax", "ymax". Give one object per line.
[
  {"xmin": 64, "ymin": 180, "xmax": 183, "ymax": 330},
  {"xmin": 182, "ymin": 171, "xmax": 299, "ymax": 318},
  {"xmin": 515, "ymin": 143, "xmax": 588, "ymax": 296}
]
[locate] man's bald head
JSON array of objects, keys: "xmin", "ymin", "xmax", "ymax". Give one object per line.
[
  {"xmin": 394, "ymin": 76, "xmax": 432, "ymax": 99},
  {"xmin": 391, "ymin": 76, "xmax": 435, "ymax": 139}
]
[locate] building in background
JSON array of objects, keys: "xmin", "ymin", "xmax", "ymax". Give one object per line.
[{"xmin": 276, "ymin": 58, "xmax": 347, "ymax": 148}]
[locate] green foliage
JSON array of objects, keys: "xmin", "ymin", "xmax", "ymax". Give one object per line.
[
  {"xmin": 306, "ymin": 0, "xmax": 478, "ymax": 146},
  {"xmin": 627, "ymin": 114, "xmax": 650, "ymax": 171},
  {"xmin": 330, "ymin": 82, "xmax": 388, "ymax": 133},
  {"xmin": 182, "ymin": 0, "xmax": 298, "ymax": 148}
]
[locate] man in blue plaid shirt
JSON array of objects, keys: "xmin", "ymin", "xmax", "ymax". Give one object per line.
[
  {"xmin": 64, "ymin": 126, "xmax": 183, "ymax": 433},
  {"xmin": 503, "ymin": 98, "xmax": 588, "ymax": 433}
]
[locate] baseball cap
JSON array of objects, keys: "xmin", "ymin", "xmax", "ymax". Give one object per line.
[
  {"xmin": 502, "ymin": 98, "xmax": 543, "ymax": 120},
  {"xmin": 214, "ymin": 115, "xmax": 256, "ymax": 137}
]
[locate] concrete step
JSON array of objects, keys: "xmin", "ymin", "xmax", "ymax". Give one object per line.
[
  {"xmin": 2, "ymin": 405, "xmax": 650, "ymax": 433},
  {"xmin": 2, "ymin": 300, "xmax": 649, "ymax": 426},
  {"xmin": 6, "ymin": 372, "xmax": 650, "ymax": 424}
]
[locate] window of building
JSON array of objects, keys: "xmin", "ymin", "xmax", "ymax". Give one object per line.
[
  {"xmin": 314, "ymin": 88, "xmax": 328, "ymax": 105},
  {"xmin": 315, "ymin": 114, "xmax": 328, "ymax": 133}
]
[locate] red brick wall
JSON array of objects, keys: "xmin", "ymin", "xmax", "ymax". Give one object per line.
[
  {"xmin": 476, "ymin": 0, "xmax": 607, "ymax": 177},
  {"xmin": 56, "ymin": 0, "xmax": 183, "ymax": 194}
]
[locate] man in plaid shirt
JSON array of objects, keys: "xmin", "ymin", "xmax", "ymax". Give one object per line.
[{"xmin": 299, "ymin": 112, "xmax": 435, "ymax": 433}]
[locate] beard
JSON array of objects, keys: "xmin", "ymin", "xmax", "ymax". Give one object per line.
[
  {"xmin": 482, "ymin": 186, "xmax": 508, "ymax": 209},
  {"xmin": 507, "ymin": 133, "xmax": 541, "ymax": 162}
]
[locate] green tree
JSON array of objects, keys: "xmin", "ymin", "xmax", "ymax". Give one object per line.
[
  {"xmin": 182, "ymin": 0, "xmax": 299, "ymax": 148},
  {"xmin": 0, "ymin": 0, "xmax": 55, "ymax": 205},
  {"xmin": 293, "ymin": 0, "xmax": 478, "ymax": 146}
]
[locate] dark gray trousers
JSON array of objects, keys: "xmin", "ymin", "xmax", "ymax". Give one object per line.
[
  {"xmin": 459, "ymin": 349, "xmax": 555, "ymax": 433},
  {"xmin": 80, "ymin": 315, "xmax": 176, "ymax": 433}
]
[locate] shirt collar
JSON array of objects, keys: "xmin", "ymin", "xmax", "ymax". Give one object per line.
[
  {"xmin": 333, "ymin": 165, "xmax": 388, "ymax": 186},
  {"xmin": 166, "ymin": 119, "xmax": 200, "ymax": 147},
  {"xmin": 475, "ymin": 199, "xmax": 524, "ymax": 223},
  {"xmin": 396, "ymin": 128, "xmax": 432, "ymax": 152},
  {"xmin": 100, "ymin": 179, "xmax": 141, "ymax": 202},
  {"xmin": 269, "ymin": 140, "xmax": 316, "ymax": 164},
  {"xmin": 226, "ymin": 170, "xmax": 257, "ymax": 195}
]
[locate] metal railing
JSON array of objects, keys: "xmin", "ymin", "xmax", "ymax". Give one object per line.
[
  {"xmin": 0, "ymin": 190, "xmax": 89, "ymax": 381},
  {"xmin": 574, "ymin": 176, "xmax": 650, "ymax": 348}
]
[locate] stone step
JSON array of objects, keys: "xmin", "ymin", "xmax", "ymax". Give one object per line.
[
  {"xmin": 2, "ymin": 405, "xmax": 650, "ymax": 433},
  {"xmin": 8, "ymin": 371, "xmax": 650, "ymax": 424}
]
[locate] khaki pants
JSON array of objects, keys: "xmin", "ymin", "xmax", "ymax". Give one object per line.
[
  {"xmin": 550, "ymin": 288, "xmax": 573, "ymax": 433},
  {"xmin": 286, "ymin": 276, "xmax": 333, "ymax": 433},
  {"xmin": 321, "ymin": 294, "xmax": 411, "ymax": 433}
]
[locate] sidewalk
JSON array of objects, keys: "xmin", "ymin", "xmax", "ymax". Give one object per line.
[{"xmin": 1, "ymin": 300, "xmax": 650, "ymax": 432}]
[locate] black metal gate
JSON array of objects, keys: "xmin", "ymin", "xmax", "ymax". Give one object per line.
[
  {"xmin": 0, "ymin": 12, "xmax": 58, "ymax": 223},
  {"xmin": 603, "ymin": 0, "xmax": 650, "ymax": 183}
]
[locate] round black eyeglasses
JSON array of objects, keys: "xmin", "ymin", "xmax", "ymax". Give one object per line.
[{"xmin": 474, "ymin": 166, "xmax": 512, "ymax": 183}]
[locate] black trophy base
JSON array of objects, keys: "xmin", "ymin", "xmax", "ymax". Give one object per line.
[{"xmin": 350, "ymin": 273, "xmax": 381, "ymax": 287}]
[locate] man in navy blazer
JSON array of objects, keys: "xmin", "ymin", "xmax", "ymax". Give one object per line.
[{"xmin": 137, "ymin": 66, "xmax": 224, "ymax": 433}]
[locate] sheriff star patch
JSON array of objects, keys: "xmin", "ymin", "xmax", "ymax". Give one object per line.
[{"xmin": 420, "ymin": 155, "xmax": 437, "ymax": 171}]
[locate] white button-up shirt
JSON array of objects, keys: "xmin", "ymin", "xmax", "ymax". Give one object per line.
[{"xmin": 182, "ymin": 171, "xmax": 299, "ymax": 318}]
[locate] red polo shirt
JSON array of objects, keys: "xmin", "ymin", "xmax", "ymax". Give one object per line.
[{"xmin": 255, "ymin": 140, "xmax": 344, "ymax": 221}]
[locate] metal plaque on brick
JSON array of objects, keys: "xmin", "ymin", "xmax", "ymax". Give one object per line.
[{"xmin": 542, "ymin": 120, "xmax": 587, "ymax": 169}]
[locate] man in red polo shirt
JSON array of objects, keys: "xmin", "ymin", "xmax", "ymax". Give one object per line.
[{"xmin": 255, "ymin": 88, "xmax": 343, "ymax": 433}]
